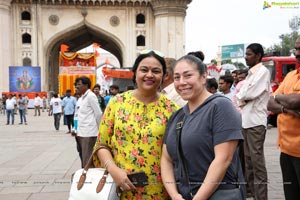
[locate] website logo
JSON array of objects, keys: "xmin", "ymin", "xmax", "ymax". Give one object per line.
[
  {"xmin": 263, "ymin": 1, "xmax": 300, "ymax": 9},
  {"xmin": 263, "ymin": 1, "xmax": 271, "ymax": 9}
]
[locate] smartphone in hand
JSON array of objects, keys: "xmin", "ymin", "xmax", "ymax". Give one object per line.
[{"xmin": 127, "ymin": 171, "xmax": 148, "ymax": 187}]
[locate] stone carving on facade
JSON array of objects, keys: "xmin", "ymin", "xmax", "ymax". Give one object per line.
[
  {"xmin": 110, "ymin": 15, "xmax": 120, "ymax": 27},
  {"xmin": 11, "ymin": 0, "xmax": 151, "ymax": 6},
  {"xmin": 22, "ymin": 51, "xmax": 32, "ymax": 58},
  {"xmin": 136, "ymin": 30, "xmax": 146, "ymax": 36},
  {"xmin": 49, "ymin": 15, "xmax": 59, "ymax": 25}
]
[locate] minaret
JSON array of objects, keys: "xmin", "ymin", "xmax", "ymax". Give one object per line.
[
  {"xmin": 0, "ymin": 0, "xmax": 12, "ymax": 92},
  {"xmin": 151, "ymin": 0, "xmax": 192, "ymax": 58}
]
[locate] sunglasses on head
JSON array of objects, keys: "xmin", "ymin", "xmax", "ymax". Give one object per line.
[{"xmin": 139, "ymin": 49, "xmax": 164, "ymax": 58}]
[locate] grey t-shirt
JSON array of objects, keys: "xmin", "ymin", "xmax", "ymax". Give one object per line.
[
  {"xmin": 18, "ymin": 97, "xmax": 26, "ymax": 110},
  {"xmin": 164, "ymin": 94, "xmax": 243, "ymax": 198}
]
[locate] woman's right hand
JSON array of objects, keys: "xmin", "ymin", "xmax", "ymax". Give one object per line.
[{"xmin": 109, "ymin": 165, "xmax": 136, "ymax": 191}]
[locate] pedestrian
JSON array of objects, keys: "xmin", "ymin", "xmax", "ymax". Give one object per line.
[
  {"xmin": 219, "ymin": 75, "xmax": 234, "ymax": 100},
  {"xmin": 161, "ymin": 57, "xmax": 187, "ymax": 107},
  {"xmin": 236, "ymin": 43, "xmax": 270, "ymax": 200},
  {"xmin": 2, "ymin": 94, "xmax": 7, "ymax": 115},
  {"xmin": 17, "ymin": 94, "xmax": 27, "ymax": 125},
  {"xmin": 267, "ymin": 37, "xmax": 300, "ymax": 200},
  {"xmin": 5, "ymin": 94, "xmax": 16, "ymax": 125},
  {"xmin": 73, "ymin": 76, "xmax": 102, "ymax": 168},
  {"xmin": 34, "ymin": 93, "xmax": 42, "ymax": 116},
  {"xmin": 206, "ymin": 77, "xmax": 218, "ymax": 94},
  {"xmin": 62, "ymin": 89, "xmax": 77, "ymax": 134},
  {"xmin": 92, "ymin": 84, "xmax": 106, "ymax": 112},
  {"xmin": 13, "ymin": 94, "xmax": 18, "ymax": 115},
  {"xmin": 161, "ymin": 55, "xmax": 244, "ymax": 200},
  {"xmin": 0, "ymin": 97, "xmax": 3, "ymax": 114},
  {"xmin": 93, "ymin": 50, "xmax": 178, "ymax": 199},
  {"xmin": 24, "ymin": 94, "xmax": 29, "ymax": 114},
  {"xmin": 42, "ymin": 94, "xmax": 47, "ymax": 112},
  {"xmin": 104, "ymin": 84, "xmax": 119, "ymax": 106},
  {"xmin": 49, "ymin": 93, "xmax": 62, "ymax": 131}
]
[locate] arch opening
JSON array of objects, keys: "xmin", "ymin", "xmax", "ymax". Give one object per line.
[{"xmin": 46, "ymin": 24, "xmax": 123, "ymax": 92}]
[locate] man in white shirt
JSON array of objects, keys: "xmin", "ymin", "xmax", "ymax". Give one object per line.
[
  {"xmin": 34, "ymin": 93, "xmax": 42, "ymax": 116},
  {"xmin": 73, "ymin": 76, "xmax": 102, "ymax": 167},
  {"xmin": 49, "ymin": 93, "xmax": 62, "ymax": 130},
  {"xmin": 161, "ymin": 57, "xmax": 187, "ymax": 107},
  {"xmin": 6, "ymin": 94, "xmax": 16, "ymax": 125},
  {"xmin": 236, "ymin": 43, "xmax": 270, "ymax": 200}
]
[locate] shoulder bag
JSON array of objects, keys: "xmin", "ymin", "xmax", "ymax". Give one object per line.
[{"xmin": 69, "ymin": 146, "xmax": 120, "ymax": 200}]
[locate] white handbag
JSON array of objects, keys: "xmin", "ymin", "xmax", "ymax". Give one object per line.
[{"xmin": 69, "ymin": 147, "xmax": 120, "ymax": 200}]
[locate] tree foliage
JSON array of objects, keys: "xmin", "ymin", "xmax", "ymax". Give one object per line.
[{"xmin": 266, "ymin": 31, "xmax": 299, "ymax": 56}]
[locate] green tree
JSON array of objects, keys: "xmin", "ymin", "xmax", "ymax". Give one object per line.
[{"xmin": 266, "ymin": 31, "xmax": 299, "ymax": 56}]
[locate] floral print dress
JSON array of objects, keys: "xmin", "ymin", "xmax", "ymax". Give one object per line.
[{"xmin": 94, "ymin": 90, "xmax": 178, "ymax": 200}]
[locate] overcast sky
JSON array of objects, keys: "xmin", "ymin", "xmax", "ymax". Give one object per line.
[{"xmin": 185, "ymin": 0, "xmax": 300, "ymax": 62}]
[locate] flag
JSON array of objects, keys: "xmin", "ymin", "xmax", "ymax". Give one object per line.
[{"xmin": 60, "ymin": 44, "xmax": 69, "ymax": 52}]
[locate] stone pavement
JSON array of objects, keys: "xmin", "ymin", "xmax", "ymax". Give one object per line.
[{"xmin": 0, "ymin": 110, "xmax": 284, "ymax": 200}]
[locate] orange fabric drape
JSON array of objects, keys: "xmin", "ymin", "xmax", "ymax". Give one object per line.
[{"xmin": 58, "ymin": 74, "xmax": 96, "ymax": 96}]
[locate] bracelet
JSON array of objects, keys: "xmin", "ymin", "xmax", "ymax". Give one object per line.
[
  {"xmin": 104, "ymin": 159, "xmax": 114, "ymax": 169},
  {"xmin": 281, "ymin": 105, "xmax": 285, "ymax": 113}
]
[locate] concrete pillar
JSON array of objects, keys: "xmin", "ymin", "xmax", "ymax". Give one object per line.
[
  {"xmin": 0, "ymin": 1, "xmax": 12, "ymax": 93},
  {"xmin": 151, "ymin": 0, "xmax": 191, "ymax": 59}
]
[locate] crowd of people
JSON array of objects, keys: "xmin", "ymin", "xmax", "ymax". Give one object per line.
[{"xmin": 1, "ymin": 39, "xmax": 300, "ymax": 200}]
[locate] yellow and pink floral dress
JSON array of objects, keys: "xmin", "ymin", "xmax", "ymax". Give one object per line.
[{"xmin": 93, "ymin": 90, "xmax": 178, "ymax": 200}]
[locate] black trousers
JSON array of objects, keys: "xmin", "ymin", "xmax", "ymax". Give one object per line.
[
  {"xmin": 65, "ymin": 114, "xmax": 74, "ymax": 131},
  {"xmin": 280, "ymin": 152, "xmax": 300, "ymax": 200}
]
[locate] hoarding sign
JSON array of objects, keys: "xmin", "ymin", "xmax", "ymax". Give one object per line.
[
  {"xmin": 9, "ymin": 66, "xmax": 41, "ymax": 92},
  {"xmin": 221, "ymin": 44, "xmax": 245, "ymax": 59}
]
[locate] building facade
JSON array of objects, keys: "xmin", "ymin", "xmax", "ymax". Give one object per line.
[{"xmin": 0, "ymin": 0, "xmax": 192, "ymax": 92}]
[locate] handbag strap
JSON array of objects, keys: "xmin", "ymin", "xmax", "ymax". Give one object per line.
[
  {"xmin": 77, "ymin": 144, "xmax": 112, "ymax": 193},
  {"xmin": 176, "ymin": 119, "xmax": 241, "ymax": 199},
  {"xmin": 175, "ymin": 115, "xmax": 194, "ymax": 198}
]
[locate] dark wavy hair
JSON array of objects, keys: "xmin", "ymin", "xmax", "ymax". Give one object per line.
[{"xmin": 132, "ymin": 51, "xmax": 166, "ymax": 85}]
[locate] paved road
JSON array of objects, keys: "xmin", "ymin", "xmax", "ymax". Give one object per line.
[{"xmin": 0, "ymin": 110, "xmax": 284, "ymax": 199}]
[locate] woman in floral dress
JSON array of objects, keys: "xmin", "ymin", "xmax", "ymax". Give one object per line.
[{"xmin": 93, "ymin": 50, "xmax": 178, "ymax": 199}]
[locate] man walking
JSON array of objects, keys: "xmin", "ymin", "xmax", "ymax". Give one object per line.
[
  {"xmin": 267, "ymin": 37, "xmax": 300, "ymax": 200},
  {"xmin": 6, "ymin": 94, "xmax": 16, "ymax": 125},
  {"xmin": 17, "ymin": 94, "xmax": 27, "ymax": 125},
  {"xmin": 236, "ymin": 43, "xmax": 270, "ymax": 200},
  {"xmin": 73, "ymin": 76, "xmax": 102, "ymax": 168},
  {"xmin": 34, "ymin": 93, "xmax": 42, "ymax": 116},
  {"xmin": 49, "ymin": 93, "xmax": 62, "ymax": 131},
  {"xmin": 62, "ymin": 89, "xmax": 77, "ymax": 134}
]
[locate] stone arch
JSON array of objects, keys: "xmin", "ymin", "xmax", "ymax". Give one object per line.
[
  {"xmin": 21, "ymin": 11, "xmax": 31, "ymax": 21},
  {"xmin": 137, "ymin": 35, "xmax": 145, "ymax": 46},
  {"xmin": 44, "ymin": 20, "xmax": 125, "ymax": 92},
  {"xmin": 136, "ymin": 13, "xmax": 145, "ymax": 24},
  {"xmin": 22, "ymin": 33, "xmax": 31, "ymax": 44}
]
